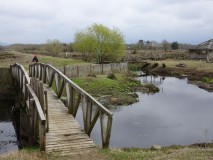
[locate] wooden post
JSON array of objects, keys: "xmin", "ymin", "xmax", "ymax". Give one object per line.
[
  {"xmin": 29, "ymin": 98, "xmax": 35, "ymax": 145},
  {"xmin": 100, "ymin": 111, "xmax": 112, "ymax": 148},
  {"xmin": 87, "ymin": 107, "xmax": 99, "ymax": 136},
  {"xmin": 73, "ymin": 93, "xmax": 81, "ymax": 117},
  {"xmin": 48, "ymin": 71, "xmax": 54, "ymax": 87},
  {"xmin": 44, "ymin": 90, "xmax": 49, "ymax": 132},
  {"xmin": 66, "ymin": 83, "xmax": 74, "ymax": 114},
  {"xmin": 102, "ymin": 64, "xmax": 103, "ymax": 75},
  {"xmin": 43, "ymin": 65, "xmax": 47, "ymax": 83},
  {"xmin": 86, "ymin": 100, "xmax": 92, "ymax": 134},
  {"xmin": 33, "ymin": 107, "xmax": 38, "ymax": 144},
  {"xmin": 77, "ymin": 66, "xmax": 79, "ymax": 77},
  {"xmin": 39, "ymin": 120, "xmax": 46, "ymax": 151},
  {"xmin": 82, "ymin": 96, "xmax": 87, "ymax": 131},
  {"xmin": 57, "ymin": 77, "xmax": 65, "ymax": 98},
  {"xmin": 38, "ymin": 81, "xmax": 45, "ymax": 112}
]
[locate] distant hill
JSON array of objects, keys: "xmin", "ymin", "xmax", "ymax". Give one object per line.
[{"xmin": 0, "ymin": 42, "xmax": 8, "ymax": 46}]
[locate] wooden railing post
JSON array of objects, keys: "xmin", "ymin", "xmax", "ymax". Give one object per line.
[
  {"xmin": 100, "ymin": 111, "xmax": 113, "ymax": 148},
  {"xmin": 86, "ymin": 99, "xmax": 92, "ymax": 135},
  {"xmin": 44, "ymin": 90, "xmax": 49, "ymax": 132},
  {"xmin": 39, "ymin": 120, "xmax": 46, "ymax": 151},
  {"xmin": 29, "ymin": 98, "xmax": 35, "ymax": 145}
]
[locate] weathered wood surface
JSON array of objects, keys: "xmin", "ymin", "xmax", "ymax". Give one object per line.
[
  {"xmin": 11, "ymin": 63, "xmax": 46, "ymax": 151},
  {"xmin": 30, "ymin": 63, "xmax": 113, "ymax": 148},
  {"xmin": 44, "ymin": 84, "xmax": 96, "ymax": 155}
]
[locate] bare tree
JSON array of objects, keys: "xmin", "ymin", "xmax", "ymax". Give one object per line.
[{"xmin": 161, "ymin": 39, "xmax": 170, "ymax": 51}]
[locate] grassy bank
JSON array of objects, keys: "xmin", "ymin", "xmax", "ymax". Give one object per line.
[
  {"xmin": 72, "ymin": 73, "xmax": 156, "ymax": 106},
  {"xmin": 137, "ymin": 59, "xmax": 213, "ymax": 91},
  {"xmin": 1, "ymin": 145, "xmax": 213, "ymax": 160},
  {"xmin": 150, "ymin": 59, "xmax": 213, "ymax": 72},
  {"xmin": 0, "ymin": 51, "xmax": 88, "ymax": 68}
]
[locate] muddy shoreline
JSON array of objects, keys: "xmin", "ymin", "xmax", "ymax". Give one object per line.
[{"xmin": 141, "ymin": 64, "xmax": 213, "ymax": 92}]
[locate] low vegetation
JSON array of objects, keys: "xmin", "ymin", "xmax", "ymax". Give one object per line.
[
  {"xmin": 72, "ymin": 74, "xmax": 144, "ymax": 106},
  {"xmin": 2, "ymin": 144, "xmax": 213, "ymax": 160},
  {"xmin": 202, "ymin": 77, "xmax": 213, "ymax": 83},
  {"xmin": 0, "ymin": 51, "xmax": 88, "ymax": 68}
]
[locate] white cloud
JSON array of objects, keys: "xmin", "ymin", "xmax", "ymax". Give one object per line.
[{"xmin": 0, "ymin": 0, "xmax": 212, "ymax": 44}]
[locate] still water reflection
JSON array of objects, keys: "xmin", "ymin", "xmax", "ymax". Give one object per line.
[
  {"xmin": 77, "ymin": 76, "xmax": 213, "ymax": 148},
  {"xmin": 0, "ymin": 105, "xmax": 18, "ymax": 154}
]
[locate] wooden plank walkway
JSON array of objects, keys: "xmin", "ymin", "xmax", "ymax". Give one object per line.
[{"xmin": 44, "ymin": 84, "xmax": 96, "ymax": 156}]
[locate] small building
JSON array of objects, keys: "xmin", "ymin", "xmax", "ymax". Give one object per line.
[{"xmin": 189, "ymin": 39, "xmax": 213, "ymax": 62}]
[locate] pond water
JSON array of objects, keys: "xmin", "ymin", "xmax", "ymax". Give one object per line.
[
  {"xmin": 0, "ymin": 104, "xmax": 18, "ymax": 155},
  {"xmin": 77, "ymin": 76, "xmax": 213, "ymax": 148}
]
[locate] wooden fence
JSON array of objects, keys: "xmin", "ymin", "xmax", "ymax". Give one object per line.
[
  {"xmin": 29, "ymin": 63, "xmax": 113, "ymax": 148},
  {"xmin": 11, "ymin": 63, "xmax": 46, "ymax": 151},
  {"xmin": 64, "ymin": 62, "xmax": 128, "ymax": 78}
]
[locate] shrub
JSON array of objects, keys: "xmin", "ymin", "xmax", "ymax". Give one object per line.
[
  {"xmin": 152, "ymin": 63, "xmax": 159, "ymax": 69},
  {"xmin": 128, "ymin": 63, "xmax": 140, "ymax": 71},
  {"xmin": 162, "ymin": 63, "xmax": 166, "ymax": 68},
  {"xmin": 202, "ymin": 77, "xmax": 213, "ymax": 83},
  {"xmin": 202, "ymin": 77, "xmax": 208, "ymax": 82},
  {"xmin": 107, "ymin": 73, "xmax": 117, "ymax": 80}
]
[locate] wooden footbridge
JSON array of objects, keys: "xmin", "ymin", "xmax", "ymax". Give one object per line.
[{"xmin": 11, "ymin": 63, "xmax": 113, "ymax": 155}]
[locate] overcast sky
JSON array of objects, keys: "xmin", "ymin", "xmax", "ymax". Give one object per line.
[{"xmin": 0, "ymin": 0, "xmax": 212, "ymax": 44}]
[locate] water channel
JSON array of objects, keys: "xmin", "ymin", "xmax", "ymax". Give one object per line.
[
  {"xmin": 77, "ymin": 76, "xmax": 213, "ymax": 148},
  {"xmin": 0, "ymin": 103, "xmax": 18, "ymax": 154}
]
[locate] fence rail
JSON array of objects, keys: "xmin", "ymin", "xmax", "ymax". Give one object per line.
[
  {"xmin": 11, "ymin": 63, "xmax": 46, "ymax": 151},
  {"xmin": 29, "ymin": 62, "xmax": 113, "ymax": 148},
  {"xmin": 64, "ymin": 62, "xmax": 128, "ymax": 78}
]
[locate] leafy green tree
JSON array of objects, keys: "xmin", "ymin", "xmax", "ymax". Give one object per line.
[
  {"xmin": 171, "ymin": 41, "xmax": 179, "ymax": 50},
  {"xmin": 161, "ymin": 39, "xmax": 170, "ymax": 51},
  {"xmin": 73, "ymin": 23, "xmax": 125, "ymax": 63},
  {"xmin": 44, "ymin": 39, "xmax": 64, "ymax": 56}
]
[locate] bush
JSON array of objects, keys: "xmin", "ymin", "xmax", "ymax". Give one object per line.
[
  {"xmin": 152, "ymin": 63, "xmax": 159, "ymax": 69},
  {"xmin": 107, "ymin": 73, "xmax": 117, "ymax": 80},
  {"xmin": 202, "ymin": 77, "xmax": 208, "ymax": 82},
  {"xmin": 202, "ymin": 77, "xmax": 213, "ymax": 83},
  {"xmin": 162, "ymin": 63, "xmax": 166, "ymax": 68},
  {"xmin": 128, "ymin": 63, "xmax": 140, "ymax": 71}
]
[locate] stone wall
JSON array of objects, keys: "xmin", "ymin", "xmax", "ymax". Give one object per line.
[{"xmin": 64, "ymin": 62, "xmax": 128, "ymax": 78}]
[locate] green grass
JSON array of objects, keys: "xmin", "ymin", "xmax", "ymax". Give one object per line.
[
  {"xmin": 72, "ymin": 74, "xmax": 142, "ymax": 96},
  {"xmin": 202, "ymin": 77, "xmax": 213, "ymax": 83},
  {"xmin": 0, "ymin": 51, "xmax": 89, "ymax": 69},
  {"xmin": 39, "ymin": 56, "xmax": 88, "ymax": 67},
  {"xmin": 2, "ymin": 146, "xmax": 213, "ymax": 160},
  {"xmin": 151, "ymin": 59, "xmax": 213, "ymax": 72},
  {"xmin": 100, "ymin": 146, "xmax": 213, "ymax": 160}
]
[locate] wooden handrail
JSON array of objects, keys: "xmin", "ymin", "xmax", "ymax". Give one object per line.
[
  {"xmin": 26, "ymin": 84, "xmax": 46, "ymax": 123},
  {"xmin": 29, "ymin": 62, "xmax": 113, "ymax": 148},
  {"xmin": 11, "ymin": 63, "xmax": 46, "ymax": 151}
]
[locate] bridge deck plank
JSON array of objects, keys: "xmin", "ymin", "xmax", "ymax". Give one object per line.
[{"xmin": 44, "ymin": 84, "xmax": 96, "ymax": 155}]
